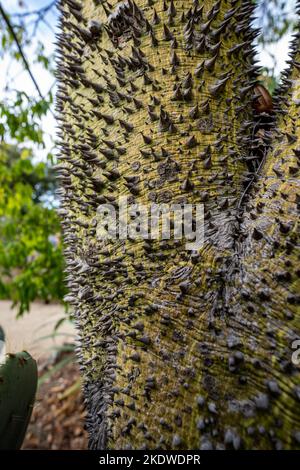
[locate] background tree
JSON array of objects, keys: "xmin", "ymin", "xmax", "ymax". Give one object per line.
[
  {"xmin": 57, "ymin": 0, "xmax": 300, "ymax": 450},
  {"xmin": 0, "ymin": 1, "xmax": 66, "ymax": 315},
  {"xmin": 0, "ymin": 144, "xmax": 65, "ymax": 315}
]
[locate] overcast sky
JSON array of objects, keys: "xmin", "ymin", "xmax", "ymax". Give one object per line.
[{"xmin": 0, "ymin": 0, "xmax": 298, "ymax": 161}]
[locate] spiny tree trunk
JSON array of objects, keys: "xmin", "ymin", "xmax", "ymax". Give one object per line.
[{"xmin": 56, "ymin": 0, "xmax": 300, "ymax": 450}]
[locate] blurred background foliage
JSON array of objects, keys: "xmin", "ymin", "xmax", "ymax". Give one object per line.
[
  {"xmin": 256, "ymin": 0, "xmax": 298, "ymax": 91},
  {"xmin": 0, "ymin": 0, "xmax": 298, "ymax": 316},
  {"xmin": 257, "ymin": 0, "xmax": 297, "ymax": 45},
  {"xmin": 0, "ymin": 143, "xmax": 66, "ymax": 315},
  {"xmin": 0, "ymin": 1, "xmax": 63, "ymax": 316}
]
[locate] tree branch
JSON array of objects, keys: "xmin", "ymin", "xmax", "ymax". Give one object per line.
[{"xmin": 0, "ymin": 2, "xmax": 44, "ymax": 101}]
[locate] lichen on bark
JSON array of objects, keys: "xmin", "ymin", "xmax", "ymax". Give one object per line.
[{"xmin": 56, "ymin": 0, "xmax": 300, "ymax": 450}]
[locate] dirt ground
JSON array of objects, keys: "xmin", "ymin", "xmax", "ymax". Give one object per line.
[
  {"xmin": 0, "ymin": 300, "xmax": 88, "ymax": 450},
  {"xmin": 0, "ymin": 300, "xmax": 76, "ymax": 360},
  {"xmin": 23, "ymin": 353, "xmax": 88, "ymax": 450}
]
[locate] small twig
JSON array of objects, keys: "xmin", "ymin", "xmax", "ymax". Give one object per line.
[
  {"xmin": 0, "ymin": 2, "xmax": 44, "ymax": 101},
  {"xmin": 42, "ymin": 17, "xmax": 56, "ymax": 33}
]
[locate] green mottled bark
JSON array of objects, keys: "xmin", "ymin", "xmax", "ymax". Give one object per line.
[{"xmin": 56, "ymin": 0, "xmax": 300, "ymax": 449}]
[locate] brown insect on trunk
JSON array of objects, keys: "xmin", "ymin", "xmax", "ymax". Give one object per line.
[{"xmin": 253, "ymin": 84, "xmax": 274, "ymax": 114}]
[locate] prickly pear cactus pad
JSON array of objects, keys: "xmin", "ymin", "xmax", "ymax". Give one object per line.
[
  {"xmin": 0, "ymin": 326, "xmax": 5, "ymax": 364},
  {"xmin": 0, "ymin": 352, "xmax": 38, "ymax": 450},
  {"xmin": 56, "ymin": 0, "xmax": 300, "ymax": 449}
]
